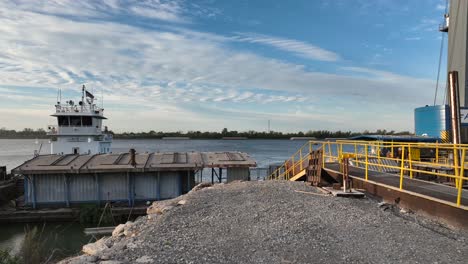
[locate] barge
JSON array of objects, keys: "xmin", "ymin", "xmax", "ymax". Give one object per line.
[{"xmin": 12, "ymin": 150, "xmax": 256, "ymax": 209}]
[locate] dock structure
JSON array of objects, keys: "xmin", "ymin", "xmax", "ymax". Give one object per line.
[
  {"xmin": 12, "ymin": 151, "xmax": 256, "ymax": 209},
  {"xmin": 268, "ymin": 140, "xmax": 468, "ymax": 229},
  {"xmin": 289, "ymin": 137, "xmax": 316, "ymax": 140}
]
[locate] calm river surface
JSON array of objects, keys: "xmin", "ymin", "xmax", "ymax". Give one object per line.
[{"xmin": 0, "ymin": 138, "xmax": 306, "ymax": 259}]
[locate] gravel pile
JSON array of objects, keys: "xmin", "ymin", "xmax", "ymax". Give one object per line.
[{"xmin": 61, "ymin": 181, "xmax": 468, "ymax": 264}]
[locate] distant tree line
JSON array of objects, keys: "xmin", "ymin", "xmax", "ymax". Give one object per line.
[
  {"xmin": 0, "ymin": 127, "xmax": 413, "ymax": 139},
  {"xmin": 0, "ymin": 128, "xmax": 47, "ymax": 139},
  {"xmin": 113, "ymin": 128, "xmax": 413, "ymax": 139}
]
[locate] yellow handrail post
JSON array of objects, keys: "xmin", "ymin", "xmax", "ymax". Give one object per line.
[
  {"xmin": 435, "ymin": 142, "xmax": 439, "ymax": 163},
  {"xmin": 457, "ymin": 148, "xmax": 466, "ymax": 206},
  {"xmin": 391, "ymin": 140, "xmax": 394, "ymax": 158},
  {"xmin": 377, "ymin": 142, "xmax": 382, "ymax": 172},
  {"xmin": 339, "ymin": 143, "xmax": 343, "ymax": 172},
  {"xmin": 299, "ymin": 149, "xmax": 303, "ymax": 171},
  {"xmin": 399, "ymin": 146, "xmax": 405, "ymax": 190},
  {"xmin": 336, "ymin": 143, "xmax": 340, "ymax": 163},
  {"xmin": 365, "ymin": 144, "xmax": 368, "ymax": 181},
  {"xmin": 322, "ymin": 142, "xmax": 325, "ymax": 168},
  {"xmin": 409, "ymin": 145, "xmax": 413, "ymax": 179},
  {"xmin": 454, "ymin": 145, "xmax": 459, "ymax": 188},
  {"xmin": 292, "ymin": 156, "xmax": 295, "ymax": 177}
]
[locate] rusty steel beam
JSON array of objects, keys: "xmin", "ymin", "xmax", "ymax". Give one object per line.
[
  {"xmin": 448, "ymin": 71, "xmax": 461, "ymax": 144},
  {"xmin": 352, "ymin": 178, "xmax": 468, "ymax": 229}
]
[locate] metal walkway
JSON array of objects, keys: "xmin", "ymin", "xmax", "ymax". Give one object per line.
[
  {"xmin": 325, "ymin": 162, "xmax": 468, "ymax": 207},
  {"xmin": 268, "ymin": 140, "xmax": 468, "ymax": 207}
]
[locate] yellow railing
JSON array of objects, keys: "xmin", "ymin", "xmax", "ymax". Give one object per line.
[
  {"xmin": 268, "ymin": 141, "xmax": 318, "ymax": 181},
  {"xmin": 268, "ymin": 140, "xmax": 468, "ymax": 207}
]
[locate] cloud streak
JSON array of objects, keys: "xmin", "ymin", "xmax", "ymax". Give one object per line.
[
  {"xmin": 7, "ymin": 0, "xmax": 191, "ymax": 23},
  {"xmin": 436, "ymin": 3, "xmax": 446, "ymax": 11},
  {"xmin": 233, "ymin": 33, "xmax": 340, "ymax": 62}
]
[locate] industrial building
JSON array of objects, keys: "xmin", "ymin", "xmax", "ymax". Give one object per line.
[{"xmin": 12, "ymin": 151, "xmax": 256, "ymax": 208}]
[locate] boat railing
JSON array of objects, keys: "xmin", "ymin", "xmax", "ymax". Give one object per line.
[
  {"xmin": 47, "ymin": 125, "xmax": 58, "ymax": 135},
  {"xmin": 55, "ymin": 104, "xmax": 104, "ymax": 115}
]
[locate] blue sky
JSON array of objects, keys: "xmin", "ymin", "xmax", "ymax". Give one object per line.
[{"xmin": 0, "ymin": 0, "xmax": 449, "ymax": 132}]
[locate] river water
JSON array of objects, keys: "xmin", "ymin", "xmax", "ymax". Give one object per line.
[{"xmin": 0, "ymin": 138, "xmax": 306, "ymax": 260}]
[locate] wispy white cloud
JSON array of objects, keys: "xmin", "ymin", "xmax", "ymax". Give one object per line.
[
  {"xmin": 233, "ymin": 33, "xmax": 340, "ymax": 62},
  {"xmin": 436, "ymin": 3, "xmax": 446, "ymax": 11},
  {"xmin": 129, "ymin": 0, "xmax": 187, "ymax": 23},
  {"xmin": 410, "ymin": 18, "xmax": 440, "ymax": 32},
  {"xmin": 325, "ymin": 0, "xmax": 410, "ymax": 15},
  {"xmin": 405, "ymin": 37, "xmax": 421, "ymax": 41},
  {"xmin": 7, "ymin": 0, "xmax": 190, "ymax": 23}
]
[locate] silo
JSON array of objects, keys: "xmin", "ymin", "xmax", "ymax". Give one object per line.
[{"xmin": 414, "ymin": 105, "xmax": 450, "ymax": 142}]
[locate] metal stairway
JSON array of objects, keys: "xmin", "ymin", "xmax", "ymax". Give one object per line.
[{"xmin": 268, "ymin": 141, "xmax": 323, "ymax": 185}]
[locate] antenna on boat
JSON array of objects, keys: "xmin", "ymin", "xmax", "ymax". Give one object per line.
[
  {"xmin": 81, "ymin": 84, "xmax": 86, "ymax": 110},
  {"xmin": 56, "ymin": 88, "xmax": 63, "ymax": 105}
]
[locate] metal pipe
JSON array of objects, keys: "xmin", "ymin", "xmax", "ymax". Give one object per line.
[
  {"xmin": 130, "ymin": 148, "xmax": 137, "ymax": 167},
  {"xmin": 211, "ymin": 168, "xmax": 214, "ymax": 184},
  {"xmin": 448, "ymin": 71, "xmax": 461, "ymax": 144},
  {"xmin": 342, "ymin": 157, "xmax": 350, "ymax": 192}
]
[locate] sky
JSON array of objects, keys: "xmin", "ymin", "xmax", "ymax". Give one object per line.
[{"xmin": 0, "ymin": 0, "xmax": 450, "ymax": 133}]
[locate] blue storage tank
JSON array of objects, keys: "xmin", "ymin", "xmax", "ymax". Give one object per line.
[{"xmin": 414, "ymin": 105, "xmax": 450, "ymax": 139}]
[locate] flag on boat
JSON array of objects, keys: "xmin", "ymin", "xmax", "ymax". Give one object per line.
[{"xmin": 86, "ymin": 90, "xmax": 94, "ymax": 99}]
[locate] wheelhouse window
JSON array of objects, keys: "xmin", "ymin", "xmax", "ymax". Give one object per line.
[
  {"xmin": 70, "ymin": 116, "xmax": 81, "ymax": 126},
  {"xmin": 58, "ymin": 116, "xmax": 69, "ymax": 126},
  {"xmin": 82, "ymin": 116, "xmax": 93, "ymax": 126},
  {"xmin": 59, "ymin": 116, "xmax": 93, "ymax": 127}
]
